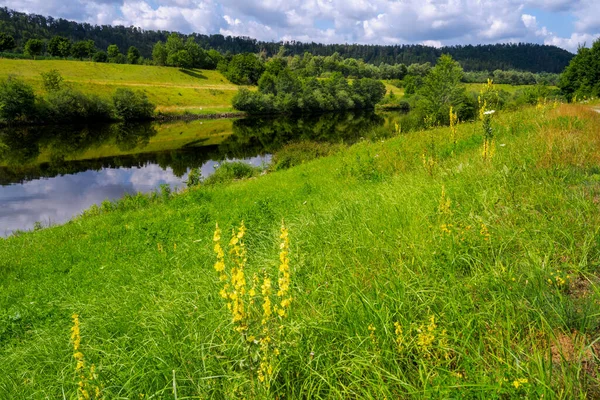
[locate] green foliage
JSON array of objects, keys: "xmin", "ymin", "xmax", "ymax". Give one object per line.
[
  {"xmin": 221, "ymin": 53, "xmax": 265, "ymax": 85},
  {"xmin": 271, "ymin": 141, "xmax": 342, "ymax": 170},
  {"xmin": 40, "ymin": 69, "xmax": 63, "ymax": 92},
  {"xmin": 416, "ymin": 54, "xmax": 472, "ymax": 124},
  {"xmin": 112, "ymin": 88, "xmax": 155, "ymax": 121},
  {"xmin": 44, "ymin": 88, "xmax": 113, "ymax": 123},
  {"xmin": 233, "ymin": 69, "xmax": 386, "ymax": 114},
  {"xmin": 24, "ymin": 39, "xmax": 44, "ymax": 59},
  {"xmin": 47, "ymin": 36, "xmax": 71, "ymax": 58},
  {"xmin": 127, "ymin": 46, "xmax": 141, "ymax": 65},
  {"xmin": 0, "ymin": 76, "xmax": 36, "ymax": 122},
  {"xmin": 92, "ymin": 51, "xmax": 107, "ymax": 63},
  {"xmin": 107, "ymin": 44, "xmax": 124, "ymax": 63},
  {"xmin": 203, "ymin": 161, "xmax": 258, "ymax": 185},
  {"xmin": 152, "ymin": 41, "xmax": 167, "ymax": 66},
  {"xmin": 167, "ymin": 49, "xmax": 192, "ymax": 69},
  {"xmin": 70, "ymin": 40, "xmax": 95, "ymax": 60},
  {"xmin": 559, "ymin": 38, "xmax": 600, "ymax": 100},
  {"xmin": 0, "ymin": 33, "xmax": 15, "ymax": 52}
]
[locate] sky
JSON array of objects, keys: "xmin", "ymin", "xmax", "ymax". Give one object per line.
[{"xmin": 5, "ymin": 0, "xmax": 600, "ymax": 53}]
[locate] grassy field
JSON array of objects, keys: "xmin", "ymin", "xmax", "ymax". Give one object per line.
[
  {"xmin": 1, "ymin": 103, "xmax": 600, "ymax": 398},
  {"xmin": 0, "ymin": 59, "xmax": 245, "ymax": 115}
]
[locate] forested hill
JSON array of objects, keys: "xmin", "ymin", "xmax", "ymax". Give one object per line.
[{"xmin": 0, "ymin": 7, "xmax": 573, "ymax": 73}]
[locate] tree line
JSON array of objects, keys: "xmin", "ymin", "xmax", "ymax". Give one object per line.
[
  {"xmin": 0, "ymin": 71, "xmax": 155, "ymax": 125},
  {"xmin": 0, "ymin": 7, "xmax": 573, "ymax": 73},
  {"xmin": 559, "ymin": 38, "xmax": 600, "ymax": 100}
]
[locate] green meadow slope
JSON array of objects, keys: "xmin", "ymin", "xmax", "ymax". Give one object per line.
[
  {"xmin": 1, "ymin": 104, "xmax": 599, "ymax": 398},
  {"xmin": 0, "ymin": 59, "xmax": 244, "ymax": 115}
]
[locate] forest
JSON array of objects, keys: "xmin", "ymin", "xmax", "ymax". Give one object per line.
[{"xmin": 0, "ymin": 7, "xmax": 573, "ymax": 73}]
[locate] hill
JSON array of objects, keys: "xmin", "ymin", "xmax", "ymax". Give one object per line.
[
  {"xmin": 0, "ymin": 59, "xmax": 242, "ymax": 114},
  {"xmin": 0, "ymin": 7, "xmax": 573, "ymax": 73}
]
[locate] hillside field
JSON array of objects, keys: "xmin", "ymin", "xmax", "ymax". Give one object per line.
[
  {"xmin": 0, "ymin": 59, "xmax": 244, "ymax": 115},
  {"xmin": 1, "ymin": 103, "xmax": 599, "ymax": 398}
]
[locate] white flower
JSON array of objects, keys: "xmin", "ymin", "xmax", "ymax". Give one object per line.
[{"xmin": 483, "ymin": 110, "xmax": 496, "ymax": 115}]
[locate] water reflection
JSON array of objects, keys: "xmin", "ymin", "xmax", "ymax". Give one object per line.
[{"xmin": 0, "ymin": 111, "xmax": 386, "ymax": 236}]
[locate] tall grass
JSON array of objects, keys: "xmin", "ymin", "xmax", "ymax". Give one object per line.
[{"xmin": 0, "ymin": 104, "xmax": 599, "ymax": 398}]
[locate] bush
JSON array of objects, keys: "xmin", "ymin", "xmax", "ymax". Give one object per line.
[
  {"xmin": 0, "ymin": 76, "xmax": 36, "ymax": 122},
  {"xmin": 203, "ymin": 161, "xmax": 258, "ymax": 185},
  {"xmin": 45, "ymin": 88, "xmax": 113, "ymax": 123},
  {"xmin": 271, "ymin": 141, "xmax": 342, "ymax": 170},
  {"xmin": 41, "ymin": 69, "xmax": 63, "ymax": 92},
  {"xmin": 112, "ymin": 88, "xmax": 155, "ymax": 121},
  {"xmin": 93, "ymin": 51, "xmax": 108, "ymax": 63}
]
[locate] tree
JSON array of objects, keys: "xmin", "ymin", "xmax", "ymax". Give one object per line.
[
  {"xmin": 560, "ymin": 38, "xmax": 600, "ymax": 100},
  {"xmin": 185, "ymin": 37, "xmax": 206, "ymax": 68},
  {"xmin": 0, "ymin": 76, "xmax": 36, "ymax": 122},
  {"xmin": 112, "ymin": 88, "xmax": 155, "ymax": 120},
  {"xmin": 92, "ymin": 51, "xmax": 108, "ymax": 63},
  {"xmin": 47, "ymin": 36, "xmax": 72, "ymax": 57},
  {"xmin": 107, "ymin": 44, "xmax": 124, "ymax": 63},
  {"xmin": 165, "ymin": 33, "xmax": 184, "ymax": 56},
  {"xmin": 0, "ymin": 33, "xmax": 15, "ymax": 52},
  {"xmin": 41, "ymin": 69, "xmax": 63, "ymax": 92},
  {"xmin": 152, "ymin": 42, "xmax": 167, "ymax": 66},
  {"xmin": 417, "ymin": 54, "xmax": 468, "ymax": 125},
  {"xmin": 127, "ymin": 46, "xmax": 141, "ymax": 64},
  {"xmin": 24, "ymin": 39, "xmax": 44, "ymax": 59},
  {"xmin": 71, "ymin": 40, "xmax": 95, "ymax": 59},
  {"xmin": 167, "ymin": 49, "xmax": 193, "ymax": 69}
]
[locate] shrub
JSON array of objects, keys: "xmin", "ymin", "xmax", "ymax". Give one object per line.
[
  {"xmin": 92, "ymin": 51, "xmax": 108, "ymax": 63},
  {"xmin": 112, "ymin": 88, "xmax": 155, "ymax": 121},
  {"xmin": 271, "ymin": 141, "xmax": 342, "ymax": 171},
  {"xmin": 41, "ymin": 69, "xmax": 63, "ymax": 92},
  {"xmin": 203, "ymin": 161, "xmax": 258, "ymax": 185},
  {"xmin": 45, "ymin": 88, "xmax": 113, "ymax": 123},
  {"xmin": 0, "ymin": 76, "xmax": 36, "ymax": 122}
]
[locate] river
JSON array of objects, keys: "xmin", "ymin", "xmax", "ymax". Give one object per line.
[{"xmin": 0, "ymin": 111, "xmax": 399, "ymax": 237}]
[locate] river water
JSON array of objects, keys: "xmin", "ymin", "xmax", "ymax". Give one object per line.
[{"xmin": 0, "ymin": 111, "xmax": 392, "ymax": 237}]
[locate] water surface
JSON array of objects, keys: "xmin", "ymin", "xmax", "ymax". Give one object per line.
[{"xmin": 0, "ymin": 111, "xmax": 387, "ymax": 236}]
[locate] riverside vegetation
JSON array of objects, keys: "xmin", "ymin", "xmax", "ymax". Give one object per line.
[{"xmin": 1, "ymin": 91, "xmax": 600, "ymax": 397}]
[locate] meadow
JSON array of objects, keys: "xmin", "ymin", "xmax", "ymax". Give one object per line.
[
  {"xmin": 0, "ymin": 59, "xmax": 244, "ymax": 115},
  {"xmin": 1, "ymin": 101, "xmax": 599, "ymax": 398}
]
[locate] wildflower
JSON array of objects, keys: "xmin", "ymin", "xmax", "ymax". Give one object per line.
[
  {"xmin": 438, "ymin": 186, "xmax": 452, "ymax": 216},
  {"xmin": 417, "ymin": 315, "xmax": 437, "ymax": 355},
  {"xmin": 513, "ymin": 378, "xmax": 528, "ymax": 389},
  {"xmin": 277, "ymin": 222, "xmax": 292, "ymax": 317},
  {"xmin": 449, "ymin": 106, "xmax": 458, "ymax": 149},
  {"xmin": 368, "ymin": 323, "xmax": 377, "ymax": 345},
  {"xmin": 480, "ymin": 222, "xmax": 490, "ymax": 241},
  {"xmin": 394, "ymin": 321, "xmax": 404, "ymax": 352},
  {"xmin": 483, "ymin": 110, "xmax": 495, "ymax": 115}
]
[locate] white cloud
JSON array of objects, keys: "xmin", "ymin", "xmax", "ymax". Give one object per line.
[{"xmin": 3, "ymin": 0, "xmax": 599, "ymax": 52}]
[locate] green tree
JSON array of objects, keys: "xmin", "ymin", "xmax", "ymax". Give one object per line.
[
  {"xmin": 416, "ymin": 54, "xmax": 467, "ymax": 125},
  {"xmin": 127, "ymin": 46, "xmax": 141, "ymax": 64},
  {"xmin": 560, "ymin": 39, "xmax": 600, "ymax": 100},
  {"xmin": 165, "ymin": 33, "xmax": 184, "ymax": 56},
  {"xmin": 112, "ymin": 88, "xmax": 155, "ymax": 120},
  {"xmin": 107, "ymin": 44, "xmax": 124, "ymax": 63},
  {"xmin": 0, "ymin": 33, "xmax": 15, "ymax": 52},
  {"xmin": 24, "ymin": 39, "xmax": 44, "ymax": 59},
  {"xmin": 0, "ymin": 76, "xmax": 36, "ymax": 122},
  {"xmin": 41, "ymin": 69, "xmax": 63, "ymax": 92},
  {"xmin": 47, "ymin": 36, "xmax": 72, "ymax": 58},
  {"xmin": 92, "ymin": 51, "xmax": 108, "ymax": 63},
  {"xmin": 185, "ymin": 37, "xmax": 206, "ymax": 68},
  {"xmin": 71, "ymin": 40, "xmax": 95, "ymax": 59},
  {"xmin": 167, "ymin": 50, "xmax": 193, "ymax": 69},
  {"xmin": 152, "ymin": 41, "xmax": 167, "ymax": 66}
]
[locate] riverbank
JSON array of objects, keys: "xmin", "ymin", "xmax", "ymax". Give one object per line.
[{"xmin": 1, "ymin": 104, "xmax": 599, "ymax": 398}]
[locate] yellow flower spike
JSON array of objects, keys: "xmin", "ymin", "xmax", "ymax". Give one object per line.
[{"xmin": 394, "ymin": 321, "xmax": 404, "ymax": 352}]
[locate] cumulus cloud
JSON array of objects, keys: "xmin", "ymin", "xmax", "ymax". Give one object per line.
[{"xmin": 4, "ymin": 0, "xmax": 599, "ymax": 52}]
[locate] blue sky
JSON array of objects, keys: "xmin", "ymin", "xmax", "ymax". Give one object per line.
[{"xmin": 5, "ymin": 0, "xmax": 600, "ymax": 53}]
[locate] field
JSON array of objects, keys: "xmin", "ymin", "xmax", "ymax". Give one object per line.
[
  {"xmin": 0, "ymin": 59, "xmax": 245, "ymax": 115},
  {"xmin": 1, "ymin": 103, "xmax": 599, "ymax": 398}
]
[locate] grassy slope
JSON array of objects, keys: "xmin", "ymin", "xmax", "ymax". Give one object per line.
[
  {"xmin": 0, "ymin": 59, "xmax": 246, "ymax": 114},
  {"xmin": 1, "ymin": 104, "xmax": 600, "ymax": 398}
]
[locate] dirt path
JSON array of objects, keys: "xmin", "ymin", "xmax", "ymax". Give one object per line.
[{"xmin": 66, "ymin": 79, "xmax": 242, "ymax": 91}]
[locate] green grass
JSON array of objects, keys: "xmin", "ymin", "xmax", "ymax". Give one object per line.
[
  {"xmin": 0, "ymin": 59, "xmax": 249, "ymax": 114},
  {"xmin": 1, "ymin": 104, "xmax": 600, "ymax": 398}
]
